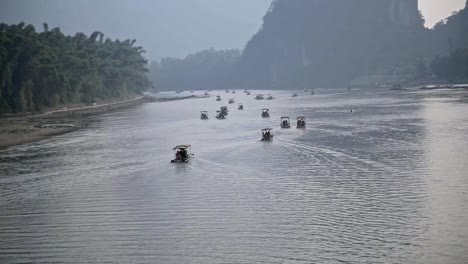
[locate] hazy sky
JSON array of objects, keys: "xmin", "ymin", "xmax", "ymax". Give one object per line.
[
  {"xmin": 420, "ymin": 0, "xmax": 466, "ymax": 27},
  {"xmin": 0, "ymin": 0, "xmax": 466, "ymax": 61}
]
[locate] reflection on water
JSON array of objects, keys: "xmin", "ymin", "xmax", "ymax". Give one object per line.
[{"xmin": 1, "ymin": 88, "xmax": 468, "ymax": 263}]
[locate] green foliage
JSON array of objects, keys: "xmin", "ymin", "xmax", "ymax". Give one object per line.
[
  {"xmin": 149, "ymin": 48, "xmax": 240, "ymax": 91},
  {"xmin": 0, "ymin": 22, "xmax": 150, "ymax": 114}
]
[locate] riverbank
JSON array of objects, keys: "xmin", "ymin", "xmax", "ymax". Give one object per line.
[{"xmin": 0, "ymin": 94, "xmax": 202, "ymax": 150}]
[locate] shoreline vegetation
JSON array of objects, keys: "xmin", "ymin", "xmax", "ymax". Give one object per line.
[{"xmin": 0, "ymin": 94, "xmax": 201, "ymax": 151}]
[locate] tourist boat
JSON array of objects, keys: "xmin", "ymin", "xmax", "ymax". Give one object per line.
[
  {"xmin": 246, "ymin": 91, "xmax": 251, "ymax": 95},
  {"xmin": 215, "ymin": 110, "xmax": 226, "ymax": 119},
  {"xmin": 261, "ymin": 128, "xmax": 274, "ymax": 141},
  {"xmin": 200, "ymin": 111, "xmax": 209, "ymax": 120},
  {"xmin": 310, "ymin": 91, "xmax": 315, "ymax": 95},
  {"xmin": 261, "ymin": 108, "xmax": 270, "ymax": 118},
  {"xmin": 171, "ymin": 145, "xmax": 195, "ymax": 163},
  {"xmin": 204, "ymin": 92, "xmax": 209, "ymax": 95},
  {"xmin": 220, "ymin": 106, "xmax": 229, "ymax": 116},
  {"xmin": 266, "ymin": 95, "xmax": 274, "ymax": 100},
  {"xmin": 216, "ymin": 95, "xmax": 221, "ymax": 101},
  {"xmin": 280, "ymin": 116, "xmax": 291, "ymax": 128},
  {"xmin": 292, "ymin": 93, "xmax": 298, "ymax": 97},
  {"xmin": 228, "ymin": 98, "xmax": 235, "ymax": 104},
  {"xmin": 296, "ymin": 116, "xmax": 306, "ymax": 128},
  {"xmin": 238, "ymin": 103, "xmax": 244, "ymax": 110},
  {"xmin": 232, "ymin": 90, "xmax": 236, "ymax": 94},
  {"xmin": 255, "ymin": 95, "xmax": 265, "ymax": 100}
]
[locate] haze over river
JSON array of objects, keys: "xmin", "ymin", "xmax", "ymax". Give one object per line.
[{"xmin": 1, "ymin": 88, "xmax": 468, "ymax": 263}]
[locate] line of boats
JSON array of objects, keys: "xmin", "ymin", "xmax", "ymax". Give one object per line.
[{"xmin": 171, "ymin": 90, "xmax": 308, "ymax": 162}]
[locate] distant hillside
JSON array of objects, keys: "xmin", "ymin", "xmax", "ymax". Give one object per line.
[
  {"xmin": 429, "ymin": 1, "xmax": 468, "ymax": 81},
  {"xmin": 149, "ymin": 49, "xmax": 240, "ymax": 91},
  {"xmin": 238, "ymin": 0, "xmax": 428, "ymax": 88}
]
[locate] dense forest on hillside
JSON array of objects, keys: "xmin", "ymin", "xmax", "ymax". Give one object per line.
[
  {"xmin": 148, "ymin": 49, "xmax": 240, "ymax": 91},
  {"xmin": 0, "ymin": 22, "xmax": 150, "ymax": 114},
  {"xmin": 429, "ymin": 4, "xmax": 468, "ymax": 80},
  {"xmin": 150, "ymin": 0, "xmax": 468, "ymax": 91}
]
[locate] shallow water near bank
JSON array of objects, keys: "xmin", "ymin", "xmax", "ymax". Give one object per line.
[{"xmin": 1, "ymin": 88, "xmax": 468, "ymax": 263}]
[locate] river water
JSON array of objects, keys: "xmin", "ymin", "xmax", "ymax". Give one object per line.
[{"xmin": 1, "ymin": 88, "xmax": 468, "ymax": 263}]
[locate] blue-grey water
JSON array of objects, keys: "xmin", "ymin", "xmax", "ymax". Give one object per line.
[{"xmin": 1, "ymin": 88, "xmax": 468, "ymax": 264}]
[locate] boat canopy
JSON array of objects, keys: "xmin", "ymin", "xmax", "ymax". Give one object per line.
[
  {"xmin": 200, "ymin": 111, "xmax": 208, "ymax": 113},
  {"xmin": 173, "ymin": 145, "xmax": 191, "ymax": 150},
  {"xmin": 262, "ymin": 128, "xmax": 273, "ymax": 131},
  {"xmin": 262, "ymin": 108, "xmax": 269, "ymax": 111},
  {"xmin": 281, "ymin": 116, "xmax": 290, "ymax": 120},
  {"xmin": 297, "ymin": 116, "xmax": 306, "ymax": 119}
]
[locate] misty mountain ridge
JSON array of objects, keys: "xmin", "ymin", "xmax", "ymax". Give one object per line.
[{"xmin": 151, "ymin": 0, "xmax": 468, "ymax": 90}]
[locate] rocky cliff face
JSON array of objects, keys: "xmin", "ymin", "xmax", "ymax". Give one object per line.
[{"xmin": 238, "ymin": 0, "xmax": 426, "ymax": 88}]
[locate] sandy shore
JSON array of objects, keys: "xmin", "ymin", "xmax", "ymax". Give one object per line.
[{"xmin": 0, "ymin": 95, "xmax": 201, "ymax": 151}]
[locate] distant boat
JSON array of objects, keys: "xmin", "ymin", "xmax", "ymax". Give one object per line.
[
  {"xmin": 261, "ymin": 128, "xmax": 274, "ymax": 141},
  {"xmin": 261, "ymin": 108, "xmax": 270, "ymax": 118},
  {"xmin": 292, "ymin": 93, "xmax": 298, "ymax": 97},
  {"xmin": 171, "ymin": 145, "xmax": 195, "ymax": 163},
  {"xmin": 215, "ymin": 110, "xmax": 226, "ymax": 119},
  {"xmin": 296, "ymin": 116, "xmax": 306, "ymax": 128},
  {"xmin": 220, "ymin": 106, "xmax": 229, "ymax": 116},
  {"xmin": 280, "ymin": 116, "xmax": 291, "ymax": 128},
  {"xmin": 255, "ymin": 95, "xmax": 265, "ymax": 100},
  {"xmin": 200, "ymin": 111, "xmax": 209, "ymax": 120}
]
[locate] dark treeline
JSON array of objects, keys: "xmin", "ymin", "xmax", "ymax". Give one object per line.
[
  {"xmin": 0, "ymin": 22, "xmax": 150, "ymax": 114},
  {"xmin": 429, "ymin": 5, "xmax": 468, "ymax": 80},
  {"xmin": 150, "ymin": 0, "xmax": 468, "ymax": 91},
  {"xmin": 149, "ymin": 48, "xmax": 240, "ymax": 91}
]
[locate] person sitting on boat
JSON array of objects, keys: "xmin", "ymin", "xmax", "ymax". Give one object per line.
[
  {"xmin": 176, "ymin": 150, "xmax": 182, "ymax": 160},
  {"xmin": 180, "ymin": 149, "xmax": 188, "ymax": 159}
]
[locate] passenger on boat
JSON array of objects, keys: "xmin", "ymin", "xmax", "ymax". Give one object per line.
[{"xmin": 180, "ymin": 149, "xmax": 187, "ymax": 159}]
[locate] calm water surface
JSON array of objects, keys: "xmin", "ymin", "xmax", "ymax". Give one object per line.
[{"xmin": 1, "ymin": 88, "xmax": 468, "ymax": 263}]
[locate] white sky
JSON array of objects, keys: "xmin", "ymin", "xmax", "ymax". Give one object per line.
[{"xmin": 419, "ymin": 0, "xmax": 466, "ymax": 27}]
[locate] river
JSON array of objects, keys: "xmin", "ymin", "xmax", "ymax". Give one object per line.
[{"xmin": 1, "ymin": 88, "xmax": 468, "ymax": 263}]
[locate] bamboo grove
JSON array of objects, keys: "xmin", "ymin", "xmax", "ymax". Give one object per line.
[{"xmin": 0, "ymin": 22, "xmax": 150, "ymax": 114}]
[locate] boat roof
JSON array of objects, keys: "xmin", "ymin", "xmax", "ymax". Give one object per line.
[
  {"xmin": 173, "ymin": 144, "xmax": 191, "ymax": 150},
  {"xmin": 238, "ymin": 103, "xmax": 243, "ymax": 105},
  {"xmin": 262, "ymin": 108, "xmax": 269, "ymax": 111},
  {"xmin": 200, "ymin": 111, "xmax": 208, "ymax": 113},
  {"xmin": 281, "ymin": 116, "xmax": 290, "ymax": 119},
  {"xmin": 297, "ymin": 116, "xmax": 306, "ymax": 119},
  {"xmin": 262, "ymin": 128, "xmax": 273, "ymax": 131}
]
